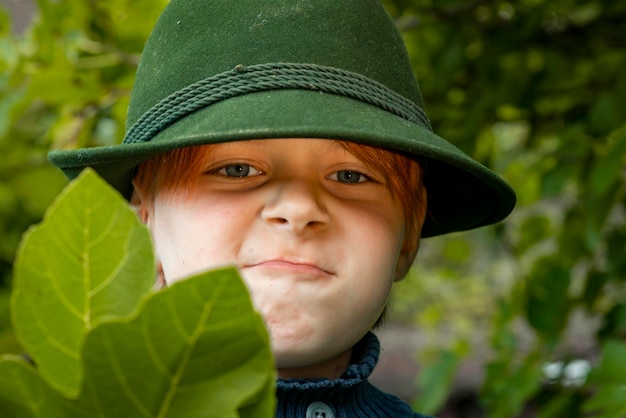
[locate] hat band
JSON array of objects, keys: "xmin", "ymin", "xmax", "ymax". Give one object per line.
[{"xmin": 123, "ymin": 62, "xmax": 432, "ymax": 145}]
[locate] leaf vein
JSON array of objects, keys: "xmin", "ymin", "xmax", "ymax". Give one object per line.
[
  {"xmin": 86, "ymin": 206, "xmax": 121, "ymax": 250},
  {"xmin": 23, "ymin": 287, "xmax": 79, "ymax": 360},
  {"xmin": 46, "ymin": 266, "xmax": 84, "ymax": 321},
  {"xmin": 104, "ymin": 333, "xmax": 153, "ymax": 417},
  {"xmin": 85, "ymin": 369, "xmax": 107, "ymax": 418},
  {"xmin": 142, "ymin": 318, "xmax": 173, "ymax": 379},
  {"xmin": 157, "ymin": 277, "xmax": 229, "ymax": 417},
  {"xmin": 83, "ymin": 201, "xmax": 93, "ymax": 329},
  {"xmin": 11, "ymin": 365, "xmax": 43, "ymax": 417},
  {"xmin": 88, "ymin": 235, "xmax": 132, "ymax": 299},
  {"xmin": 166, "ymin": 297, "xmax": 191, "ymax": 340}
]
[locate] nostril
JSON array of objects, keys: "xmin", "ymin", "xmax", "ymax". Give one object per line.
[{"xmin": 260, "ymin": 188, "xmax": 330, "ymax": 231}]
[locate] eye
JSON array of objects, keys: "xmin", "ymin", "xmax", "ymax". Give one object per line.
[
  {"xmin": 218, "ymin": 164, "xmax": 262, "ymax": 177},
  {"xmin": 329, "ymin": 170, "xmax": 368, "ymax": 184}
]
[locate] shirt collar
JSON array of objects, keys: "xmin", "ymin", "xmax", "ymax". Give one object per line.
[{"xmin": 276, "ymin": 331, "xmax": 379, "ymax": 396}]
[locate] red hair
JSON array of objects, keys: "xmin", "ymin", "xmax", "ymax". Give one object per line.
[{"xmin": 133, "ymin": 141, "xmax": 427, "ymax": 246}]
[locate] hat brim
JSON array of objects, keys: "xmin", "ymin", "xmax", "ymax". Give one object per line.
[{"xmin": 48, "ymin": 89, "xmax": 515, "ymax": 237}]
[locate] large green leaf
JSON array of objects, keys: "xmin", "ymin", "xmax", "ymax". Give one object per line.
[
  {"xmin": 11, "ymin": 169, "xmax": 155, "ymax": 396},
  {"xmin": 0, "ymin": 268, "xmax": 275, "ymax": 417},
  {"xmin": 75, "ymin": 267, "xmax": 275, "ymax": 418}
]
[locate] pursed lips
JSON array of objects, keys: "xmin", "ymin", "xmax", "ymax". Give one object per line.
[{"xmin": 243, "ymin": 259, "xmax": 334, "ymax": 277}]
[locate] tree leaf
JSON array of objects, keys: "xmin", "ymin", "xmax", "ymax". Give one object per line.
[
  {"xmin": 525, "ymin": 258, "xmax": 571, "ymax": 342},
  {"xmin": 0, "ymin": 268, "xmax": 275, "ymax": 418},
  {"xmin": 11, "ymin": 168, "xmax": 155, "ymax": 396},
  {"xmin": 584, "ymin": 340, "xmax": 626, "ymax": 417},
  {"xmin": 75, "ymin": 267, "xmax": 275, "ymax": 418},
  {"xmin": 412, "ymin": 349, "xmax": 460, "ymax": 414},
  {"xmin": 588, "ymin": 125, "xmax": 626, "ymax": 197},
  {"xmin": 589, "ymin": 340, "xmax": 626, "ymax": 384},
  {"xmin": 481, "ymin": 352, "xmax": 542, "ymax": 418}
]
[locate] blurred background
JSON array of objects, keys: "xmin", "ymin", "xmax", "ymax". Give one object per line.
[{"xmin": 0, "ymin": 0, "xmax": 624, "ymax": 417}]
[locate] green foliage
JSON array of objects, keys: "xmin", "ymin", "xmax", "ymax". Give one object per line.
[
  {"xmin": 0, "ymin": 169, "xmax": 275, "ymax": 417},
  {"xmin": 412, "ymin": 347, "xmax": 464, "ymax": 414},
  {"xmin": 12, "ymin": 168, "xmax": 155, "ymax": 395},
  {"xmin": 481, "ymin": 352, "xmax": 543, "ymax": 418},
  {"xmin": 384, "ymin": 0, "xmax": 626, "ymax": 415},
  {"xmin": 525, "ymin": 258, "xmax": 571, "ymax": 344},
  {"xmin": 584, "ymin": 340, "xmax": 626, "ymax": 417},
  {"xmin": 0, "ymin": 0, "xmax": 169, "ymax": 285}
]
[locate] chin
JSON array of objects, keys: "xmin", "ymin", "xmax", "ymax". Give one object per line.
[
  {"xmin": 268, "ymin": 328, "xmax": 316, "ymax": 363},
  {"xmin": 270, "ymin": 330, "xmax": 350, "ymax": 369},
  {"xmin": 270, "ymin": 331, "xmax": 308, "ymax": 356},
  {"xmin": 271, "ymin": 345, "xmax": 316, "ymax": 369}
]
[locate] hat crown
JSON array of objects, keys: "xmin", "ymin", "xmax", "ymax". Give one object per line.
[{"xmin": 127, "ymin": 0, "xmax": 424, "ymax": 129}]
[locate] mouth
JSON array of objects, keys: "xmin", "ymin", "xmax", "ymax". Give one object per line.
[{"xmin": 244, "ymin": 259, "xmax": 334, "ymax": 277}]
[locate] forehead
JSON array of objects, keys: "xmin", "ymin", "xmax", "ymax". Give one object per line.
[{"xmin": 193, "ymin": 138, "xmax": 358, "ymax": 162}]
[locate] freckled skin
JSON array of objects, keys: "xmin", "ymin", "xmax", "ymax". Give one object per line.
[{"xmin": 139, "ymin": 139, "xmax": 411, "ymax": 379}]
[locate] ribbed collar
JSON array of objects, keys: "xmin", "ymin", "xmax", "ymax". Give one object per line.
[{"xmin": 275, "ymin": 332, "xmax": 429, "ymax": 418}]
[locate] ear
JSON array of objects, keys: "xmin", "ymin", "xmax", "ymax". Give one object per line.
[
  {"xmin": 130, "ymin": 179, "xmax": 150, "ymax": 223},
  {"xmin": 131, "ymin": 180, "xmax": 167, "ymax": 288},
  {"xmin": 394, "ymin": 235, "xmax": 419, "ymax": 282},
  {"xmin": 394, "ymin": 187, "xmax": 427, "ymax": 281},
  {"xmin": 155, "ymin": 262, "xmax": 167, "ymax": 289}
]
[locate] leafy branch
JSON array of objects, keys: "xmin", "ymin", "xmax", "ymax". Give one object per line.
[{"xmin": 0, "ymin": 169, "xmax": 275, "ymax": 417}]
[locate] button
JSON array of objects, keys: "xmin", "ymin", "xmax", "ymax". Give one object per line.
[{"xmin": 306, "ymin": 401, "xmax": 335, "ymax": 418}]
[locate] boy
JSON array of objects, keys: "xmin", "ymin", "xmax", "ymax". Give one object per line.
[{"xmin": 49, "ymin": 0, "xmax": 516, "ymax": 416}]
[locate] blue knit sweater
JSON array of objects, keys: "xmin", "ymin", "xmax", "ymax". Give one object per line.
[{"xmin": 275, "ymin": 332, "xmax": 433, "ymax": 418}]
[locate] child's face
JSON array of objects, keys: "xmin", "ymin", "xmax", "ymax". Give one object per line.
[{"xmin": 141, "ymin": 139, "xmax": 412, "ymax": 378}]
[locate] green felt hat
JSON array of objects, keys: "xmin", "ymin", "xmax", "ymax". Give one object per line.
[{"xmin": 48, "ymin": 0, "xmax": 515, "ymax": 237}]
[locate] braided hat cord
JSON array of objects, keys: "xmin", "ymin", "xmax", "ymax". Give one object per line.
[{"xmin": 124, "ymin": 63, "xmax": 432, "ymax": 145}]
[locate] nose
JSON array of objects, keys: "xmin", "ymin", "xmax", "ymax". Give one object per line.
[{"xmin": 261, "ymin": 181, "xmax": 330, "ymax": 234}]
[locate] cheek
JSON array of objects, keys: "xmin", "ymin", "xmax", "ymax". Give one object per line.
[
  {"xmin": 347, "ymin": 207, "xmax": 405, "ymax": 270},
  {"xmin": 149, "ymin": 198, "xmax": 251, "ymax": 283},
  {"xmin": 149, "ymin": 209, "xmax": 193, "ymax": 282},
  {"xmin": 344, "ymin": 213, "xmax": 404, "ymax": 301},
  {"xmin": 334, "ymin": 209, "xmax": 404, "ymax": 316}
]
